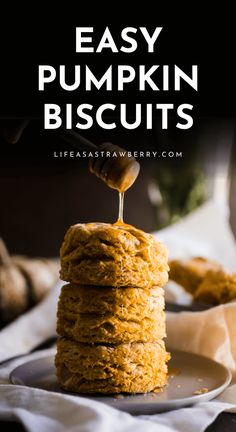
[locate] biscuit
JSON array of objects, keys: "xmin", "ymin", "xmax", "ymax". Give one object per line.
[
  {"xmin": 194, "ymin": 270, "xmax": 236, "ymax": 305},
  {"xmin": 57, "ymin": 310, "xmax": 166, "ymax": 344},
  {"xmin": 169, "ymin": 257, "xmax": 222, "ymax": 294},
  {"xmin": 58, "ymin": 283, "xmax": 165, "ymax": 319},
  {"xmin": 55, "ymin": 338, "xmax": 170, "ymax": 394},
  {"xmin": 57, "ymin": 284, "xmax": 165, "ymax": 343},
  {"xmin": 60, "ymin": 222, "xmax": 168, "ymax": 288}
]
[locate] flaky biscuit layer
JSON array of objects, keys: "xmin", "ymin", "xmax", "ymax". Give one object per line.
[
  {"xmin": 60, "ymin": 222, "xmax": 168, "ymax": 287},
  {"xmin": 55, "ymin": 338, "xmax": 170, "ymax": 394}
]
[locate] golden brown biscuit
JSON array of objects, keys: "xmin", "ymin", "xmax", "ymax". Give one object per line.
[
  {"xmin": 169, "ymin": 257, "xmax": 222, "ymax": 294},
  {"xmin": 60, "ymin": 222, "xmax": 168, "ymax": 288},
  {"xmin": 57, "ymin": 284, "xmax": 166, "ymax": 343},
  {"xmin": 58, "ymin": 283, "xmax": 165, "ymax": 319},
  {"xmin": 55, "ymin": 338, "xmax": 170, "ymax": 394},
  {"xmin": 194, "ymin": 270, "xmax": 236, "ymax": 305}
]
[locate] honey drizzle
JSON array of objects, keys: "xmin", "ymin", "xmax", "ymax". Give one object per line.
[{"xmin": 117, "ymin": 192, "xmax": 125, "ymax": 223}]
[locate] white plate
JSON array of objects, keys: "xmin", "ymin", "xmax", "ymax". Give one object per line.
[{"xmin": 10, "ymin": 350, "xmax": 231, "ymax": 414}]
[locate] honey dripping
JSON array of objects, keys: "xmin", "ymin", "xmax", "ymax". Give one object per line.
[{"xmin": 117, "ymin": 191, "xmax": 125, "ymax": 224}]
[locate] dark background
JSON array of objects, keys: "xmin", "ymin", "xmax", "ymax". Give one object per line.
[{"xmin": 0, "ymin": 11, "xmax": 235, "ymax": 118}]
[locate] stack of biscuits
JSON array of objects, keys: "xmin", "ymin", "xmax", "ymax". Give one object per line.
[{"xmin": 55, "ymin": 222, "xmax": 170, "ymax": 394}]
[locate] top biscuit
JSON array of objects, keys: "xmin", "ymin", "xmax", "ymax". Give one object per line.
[{"xmin": 60, "ymin": 222, "xmax": 168, "ymax": 287}]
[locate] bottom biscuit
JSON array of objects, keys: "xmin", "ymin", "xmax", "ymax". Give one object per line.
[{"xmin": 55, "ymin": 338, "xmax": 170, "ymax": 394}]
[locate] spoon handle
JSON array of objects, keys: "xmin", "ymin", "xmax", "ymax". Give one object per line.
[{"xmin": 57, "ymin": 129, "xmax": 98, "ymax": 152}]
